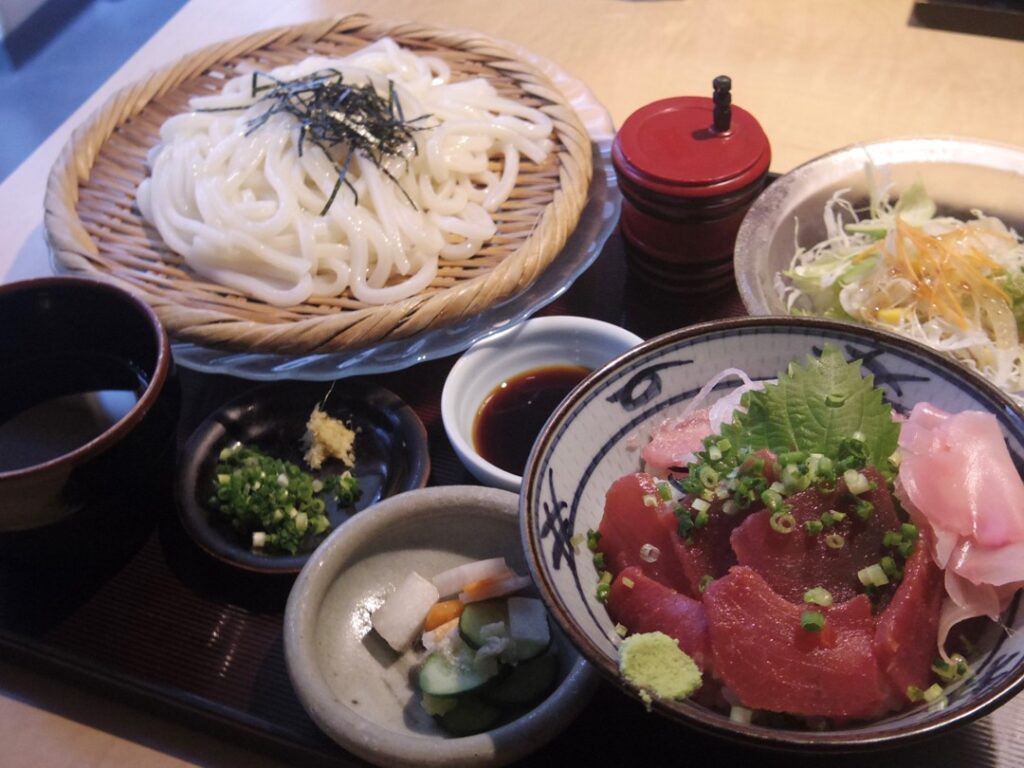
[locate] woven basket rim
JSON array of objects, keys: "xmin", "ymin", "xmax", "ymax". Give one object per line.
[{"xmin": 43, "ymin": 13, "xmax": 593, "ymax": 356}]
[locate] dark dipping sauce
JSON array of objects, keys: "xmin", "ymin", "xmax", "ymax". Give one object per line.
[{"xmin": 473, "ymin": 364, "xmax": 591, "ymax": 476}]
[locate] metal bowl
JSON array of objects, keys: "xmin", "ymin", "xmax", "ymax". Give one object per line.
[{"xmin": 734, "ymin": 137, "xmax": 1024, "ymax": 317}]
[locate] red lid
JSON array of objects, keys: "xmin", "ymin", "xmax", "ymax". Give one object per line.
[{"xmin": 613, "ymin": 96, "xmax": 771, "ymax": 198}]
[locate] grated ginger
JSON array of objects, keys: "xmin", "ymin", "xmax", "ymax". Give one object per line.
[{"xmin": 303, "ymin": 405, "xmax": 356, "ymax": 469}]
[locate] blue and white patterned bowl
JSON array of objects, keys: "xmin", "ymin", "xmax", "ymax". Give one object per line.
[{"xmin": 521, "ymin": 316, "xmax": 1024, "ymax": 749}]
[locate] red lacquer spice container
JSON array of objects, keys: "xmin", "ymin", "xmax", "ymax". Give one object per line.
[{"xmin": 612, "ymin": 77, "xmax": 770, "ymax": 293}]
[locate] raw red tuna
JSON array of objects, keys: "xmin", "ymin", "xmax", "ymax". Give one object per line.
[
  {"xmin": 597, "ymin": 473, "xmax": 694, "ymax": 594},
  {"xmin": 607, "ymin": 566, "xmax": 711, "ymax": 670},
  {"xmin": 672, "ymin": 498, "xmax": 742, "ymax": 591},
  {"xmin": 730, "ymin": 467, "xmax": 901, "ymax": 603},
  {"xmin": 704, "ymin": 566, "xmax": 893, "ymax": 719},
  {"xmin": 669, "ymin": 449, "xmax": 777, "ymax": 594},
  {"xmin": 874, "ymin": 528, "xmax": 944, "ymax": 697}
]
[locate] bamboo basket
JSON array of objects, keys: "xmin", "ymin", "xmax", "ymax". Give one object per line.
[{"xmin": 44, "ymin": 14, "xmax": 592, "ymax": 355}]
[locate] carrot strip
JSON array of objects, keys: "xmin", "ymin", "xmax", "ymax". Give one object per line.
[
  {"xmin": 423, "ymin": 599, "xmax": 464, "ymax": 631},
  {"xmin": 460, "ymin": 571, "xmax": 532, "ymax": 603}
]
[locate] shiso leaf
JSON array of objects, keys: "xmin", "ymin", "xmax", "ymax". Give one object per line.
[{"xmin": 719, "ymin": 344, "xmax": 899, "ymax": 476}]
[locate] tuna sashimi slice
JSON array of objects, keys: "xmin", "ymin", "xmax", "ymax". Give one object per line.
[
  {"xmin": 597, "ymin": 473, "xmax": 693, "ymax": 594},
  {"xmin": 873, "ymin": 528, "xmax": 944, "ymax": 697},
  {"xmin": 671, "ymin": 497, "xmax": 743, "ymax": 593},
  {"xmin": 607, "ymin": 566, "xmax": 710, "ymax": 671},
  {"xmin": 704, "ymin": 566, "xmax": 892, "ymax": 719},
  {"xmin": 730, "ymin": 467, "xmax": 900, "ymax": 603}
]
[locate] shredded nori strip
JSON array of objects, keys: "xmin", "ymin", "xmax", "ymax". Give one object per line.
[{"xmin": 199, "ymin": 68, "xmax": 432, "ymax": 215}]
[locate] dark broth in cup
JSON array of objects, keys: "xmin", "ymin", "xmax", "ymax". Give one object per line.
[
  {"xmin": 472, "ymin": 364, "xmax": 590, "ymax": 477},
  {"xmin": 0, "ymin": 354, "xmax": 148, "ymax": 473}
]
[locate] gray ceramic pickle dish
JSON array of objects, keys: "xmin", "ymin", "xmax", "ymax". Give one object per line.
[
  {"xmin": 284, "ymin": 485, "xmax": 599, "ymax": 768},
  {"xmin": 521, "ymin": 317, "xmax": 1024, "ymax": 750}
]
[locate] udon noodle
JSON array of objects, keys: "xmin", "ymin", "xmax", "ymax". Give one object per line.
[{"xmin": 136, "ymin": 38, "xmax": 554, "ymax": 306}]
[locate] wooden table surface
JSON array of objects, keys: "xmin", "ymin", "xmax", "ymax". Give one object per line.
[{"xmin": 0, "ymin": 1, "xmax": 1022, "ymax": 765}]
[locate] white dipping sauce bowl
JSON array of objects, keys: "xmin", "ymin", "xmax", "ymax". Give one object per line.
[{"xmin": 441, "ymin": 316, "xmax": 643, "ymax": 491}]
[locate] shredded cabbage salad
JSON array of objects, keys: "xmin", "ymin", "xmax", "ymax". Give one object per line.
[{"xmin": 776, "ymin": 171, "xmax": 1024, "ymax": 399}]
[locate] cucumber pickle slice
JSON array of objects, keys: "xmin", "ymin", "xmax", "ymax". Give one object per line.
[
  {"xmin": 437, "ymin": 696, "xmax": 502, "ymax": 736},
  {"xmin": 483, "ymin": 651, "xmax": 559, "ymax": 706},
  {"xmin": 458, "ymin": 600, "xmax": 507, "ymax": 649},
  {"xmin": 418, "ymin": 646, "xmax": 497, "ymax": 696}
]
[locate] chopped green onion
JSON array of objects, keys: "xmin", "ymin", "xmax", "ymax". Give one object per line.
[
  {"xmin": 932, "ymin": 654, "xmax": 969, "ymax": 682},
  {"xmin": 596, "ymin": 583, "xmax": 610, "ymax": 603},
  {"xmin": 781, "ymin": 464, "xmax": 810, "ymax": 493},
  {"xmin": 209, "ymin": 444, "xmax": 354, "ymax": 555},
  {"xmin": 857, "ymin": 564, "xmax": 889, "ymax": 587},
  {"xmin": 879, "ymin": 555, "xmax": 901, "ymax": 580},
  {"xmin": 729, "ymin": 706, "xmax": 753, "ymax": 724},
  {"xmin": 816, "ymin": 456, "xmax": 835, "ymax": 477},
  {"xmin": 693, "ymin": 508, "xmax": 710, "ymax": 528},
  {"xmin": 825, "ymin": 393, "xmax": 847, "ymax": 408},
  {"xmin": 824, "ymin": 532, "xmax": 845, "ymax": 550},
  {"xmin": 639, "ymin": 543, "xmax": 660, "ymax": 563},
  {"xmin": 805, "ymin": 519, "xmax": 824, "ymax": 535},
  {"xmin": 657, "ymin": 481, "xmax": 673, "ymax": 501},
  {"xmin": 642, "ymin": 494, "xmax": 657, "ymax": 507},
  {"xmin": 803, "ymin": 587, "xmax": 833, "ymax": 607},
  {"xmin": 761, "ymin": 489, "xmax": 785, "ymax": 513},
  {"xmin": 593, "ymin": 552, "xmax": 606, "ymax": 570},
  {"xmin": 698, "ymin": 575, "xmax": 714, "ymax": 593},
  {"xmin": 816, "ymin": 478, "xmax": 837, "ymax": 494},
  {"xmin": 769, "ymin": 512, "xmax": 797, "ymax": 534},
  {"xmin": 621, "ymin": 576, "xmax": 635, "ymax": 589},
  {"xmin": 800, "ymin": 610, "xmax": 826, "ymax": 632},
  {"xmin": 888, "ymin": 447, "xmax": 902, "ymax": 469},
  {"xmin": 844, "ymin": 469, "xmax": 871, "ymax": 495},
  {"xmin": 615, "ymin": 623, "xmax": 628, "ymax": 638},
  {"xmin": 883, "ymin": 531, "xmax": 903, "ymax": 547},
  {"xmin": 677, "ymin": 514, "xmax": 694, "ymax": 538},
  {"xmin": 698, "ymin": 465, "xmax": 719, "ymax": 489},
  {"xmin": 922, "ymin": 683, "xmax": 944, "ymax": 703},
  {"xmin": 854, "ymin": 499, "xmax": 875, "ymax": 521},
  {"xmin": 691, "ymin": 498, "xmax": 711, "ymax": 514},
  {"xmin": 587, "ymin": 529, "xmax": 602, "ymax": 551}
]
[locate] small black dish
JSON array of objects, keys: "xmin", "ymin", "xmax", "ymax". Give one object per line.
[{"xmin": 176, "ymin": 380, "xmax": 430, "ymax": 573}]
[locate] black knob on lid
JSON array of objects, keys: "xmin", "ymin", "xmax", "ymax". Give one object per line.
[{"xmin": 713, "ymin": 75, "xmax": 732, "ymax": 133}]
